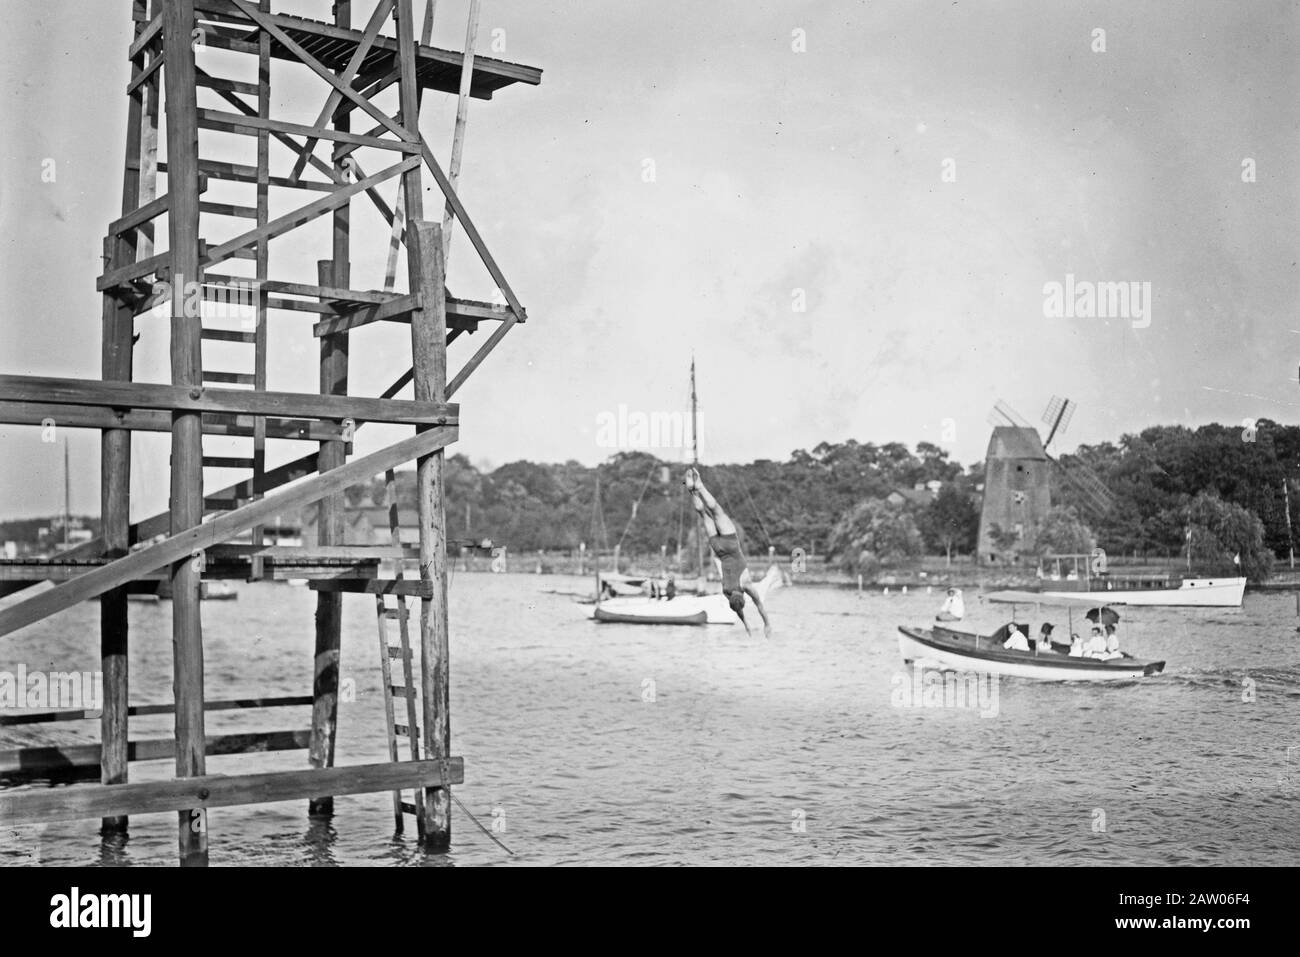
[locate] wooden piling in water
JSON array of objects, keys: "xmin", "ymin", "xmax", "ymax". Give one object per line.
[
  {"xmin": 410, "ymin": 221, "xmax": 451, "ymax": 849},
  {"xmin": 309, "ymin": 258, "xmax": 349, "ymax": 815},
  {"xmin": 162, "ymin": 0, "xmax": 209, "ymax": 866},
  {"xmin": 391, "ymin": 0, "xmax": 451, "ymax": 848},
  {"xmin": 99, "ymin": 251, "xmax": 132, "ymax": 837},
  {"xmin": 98, "ymin": 0, "xmax": 159, "ymax": 836}
]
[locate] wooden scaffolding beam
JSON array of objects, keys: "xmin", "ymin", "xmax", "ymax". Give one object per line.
[
  {"xmin": 0, "ymin": 425, "xmax": 457, "ymax": 638},
  {"xmin": 308, "ymin": 0, "xmax": 353, "ymax": 819},
  {"xmin": 0, "ymin": 375, "xmax": 455, "ymax": 425},
  {"xmin": 0, "ymin": 759, "xmax": 465, "ymax": 825},
  {"xmin": 99, "ymin": 0, "xmax": 161, "ymax": 835},
  {"xmin": 161, "ymin": 0, "xmax": 208, "ymax": 865}
]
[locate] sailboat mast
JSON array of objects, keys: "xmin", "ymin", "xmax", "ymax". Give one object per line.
[
  {"xmin": 690, "ymin": 358, "xmax": 699, "ymax": 468},
  {"xmin": 63, "ymin": 437, "xmax": 70, "ymax": 549},
  {"xmin": 593, "ymin": 471, "xmax": 602, "ymax": 605},
  {"xmin": 690, "ymin": 359, "xmax": 705, "ymax": 580},
  {"xmin": 1284, "ymin": 477, "xmax": 1295, "ymax": 569}
]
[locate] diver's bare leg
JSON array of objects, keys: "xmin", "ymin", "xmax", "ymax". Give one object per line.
[
  {"xmin": 690, "ymin": 490, "xmax": 720, "ymax": 538},
  {"xmin": 694, "ymin": 480, "xmax": 738, "ymax": 537}
]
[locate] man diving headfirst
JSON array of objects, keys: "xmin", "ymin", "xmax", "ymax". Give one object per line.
[{"xmin": 684, "ymin": 467, "xmax": 773, "ymax": 638}]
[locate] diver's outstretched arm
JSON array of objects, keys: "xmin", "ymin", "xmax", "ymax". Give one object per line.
[
  {"xmin": 736, "ymin": 608, "xmax": 753, "ymax": 637},
  {"xmin": 744, "ymin": 584, "xmax": 772, "ymax": 639}
]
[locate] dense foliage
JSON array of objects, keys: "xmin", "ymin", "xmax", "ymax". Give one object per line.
[
  {"xmin": 827, "ymin": 499, "xmax": 924, "ymax": 576},
  {"xmin": 916, "ymin": 484, "xmax": 981, "ymax": 561},
  {"xmin": 1033, "ymin": 505, "xmax": 1097, "ymax": 558},
  {"xmin": 360, "ymin": 441, "xmax": 971, "ymax": 559},
  {"xmin": 3, "ymin": 422, "xmax": 1288, "ymax": 582},
  {"xmin": 324, "ymin": 421, "xmax": 1300, "ymax": 582},
  {"xmin": 1052, "ymin": 421, "xmax": 1298, "ymax": 570}
]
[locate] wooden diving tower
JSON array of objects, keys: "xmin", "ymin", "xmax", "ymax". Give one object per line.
[{"xmin": 0, "ymin": 0, "xmax": 538, "ymax": 863}]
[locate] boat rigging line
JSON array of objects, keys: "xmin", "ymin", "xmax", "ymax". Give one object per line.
[
  {"xmin": 614, "ymin": 462, "xmax": 661, "ymax": 555},
  {"xmin": 708, "ymin": 465, "xmax": 773, "ymax": 553}
]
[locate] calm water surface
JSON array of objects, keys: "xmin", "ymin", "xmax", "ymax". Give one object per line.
[{"xmin": 2, "ymin": 574, "xmax": 1297, "ymax": 866}]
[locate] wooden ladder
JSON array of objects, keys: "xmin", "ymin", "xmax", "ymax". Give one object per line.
[
  {"xmin": 196, "ymin": 48, "xmax": 271, "ymax": 578},
  {"xmin": 198, "ymin": 310, "xmax": 266, "ymax": 536},
  {"xmin": 376, "ymin": 467, "xmax": 424, "ymax": 836}
]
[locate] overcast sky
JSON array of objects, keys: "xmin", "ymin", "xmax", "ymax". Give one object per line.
[{"xmin": 1, "ymin": 0, "xmax": 1297, "ymax": 520}]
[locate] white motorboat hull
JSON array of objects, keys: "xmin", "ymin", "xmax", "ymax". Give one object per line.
[{"xmin": 1038, "ymin": 576, "xmax": 1245, "ymax": 607}]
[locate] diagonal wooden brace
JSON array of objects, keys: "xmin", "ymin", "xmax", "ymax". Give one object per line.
[
  {"xmin": 288, "ymin": 0, "xmax": 396, "ymax": 184},
  {"xmin": 0, "ymin": 425, "xmax": 457, "ymax": 638},
  {"xmin": 227, "ymin": 0, "xmax": 525, "ymax": 325}
]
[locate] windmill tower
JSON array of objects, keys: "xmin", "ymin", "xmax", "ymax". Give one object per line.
[
  {"xmin": 977, "ymin": 403, "xmax": 1052, "ymax": 564},
  {"xmin": 976, "ymin": 397, "xmax": 1115, "ymax": 564}
]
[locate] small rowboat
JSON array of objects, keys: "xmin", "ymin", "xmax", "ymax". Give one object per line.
[
  {"xmin": 592, "ymin": 606, "xmax": 708, "ymax": 625},
  {"xmin": 897, "ymin": 625, "xmax": 1165, "ymax": 681}
]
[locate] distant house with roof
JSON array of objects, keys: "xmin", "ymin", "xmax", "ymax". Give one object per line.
[
  {"xmin": 300, "ymin": 505, "xmax": 421, "ymax": 548},
  {"xmin": 886, "ymin": 482, "xmax": 941, "ymax": 510}
]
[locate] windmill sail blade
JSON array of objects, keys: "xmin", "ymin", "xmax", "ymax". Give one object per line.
[
  {"xmin": 1049, "ymin": 455, "xmax": 1115, "ymax": 521},
  {"xmin": 1042, "ymin": 396, "xmax": 1075, "ymax": 450},
  {"xmin": 987, "ymin": 400, "xmax": 1033, "ymax": 430}
]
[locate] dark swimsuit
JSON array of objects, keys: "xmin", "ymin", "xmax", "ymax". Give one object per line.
[{"xmin": 709, "ymin": 534, "xmax": 747, "ymax": 593}]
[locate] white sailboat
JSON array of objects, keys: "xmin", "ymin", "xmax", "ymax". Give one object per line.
[{"xmin": 590, "ymin": 563, "xmax": 782, "ymax": 625}]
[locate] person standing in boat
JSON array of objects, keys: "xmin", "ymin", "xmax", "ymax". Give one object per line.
[{"xmin": 684, "ymin": 467, "xmax": 773, "ymax": 638}]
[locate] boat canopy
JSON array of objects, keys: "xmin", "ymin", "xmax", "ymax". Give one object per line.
[{"xmin": 984, "ymin": 589, "xmax": 1127, "ymax": 609}]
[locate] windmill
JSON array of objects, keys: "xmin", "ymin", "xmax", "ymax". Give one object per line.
[{"xmin": 987, "ymin": 397, "xmax": 1115, "ymax": 523}]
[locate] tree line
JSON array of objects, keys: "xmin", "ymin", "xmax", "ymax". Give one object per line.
[
  {"xmin": 3, "ymin": 421, "xmax": 1287, "ymax": 580},
  {"xmin": 406, "ymin": 420, "xmax": 1290, "ymax": 580},
  {"xmin": 356, "ymin": 440, "xmax": 980, "ymax": 565}
]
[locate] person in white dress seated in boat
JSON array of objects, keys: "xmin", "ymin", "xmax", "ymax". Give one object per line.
[
  {"xmin": 1046, "ymin": 623, "xmax": 1072, "ymax": 654},
  {"xmin": 1095, "ymin": 624, "xmax": 1122, "ymax": 660},
  {"xmin": 1068, "ymin": 633, "xmax": 1085, "ymax": 657},
  {"xmin": 936, "ymin": 587, "xmax": 964, "ymax": 622},
  {"xmin": 1002, "ymin": 624, "xmax": 1030, "ymax": 652},
  {"xmin": 1084, "ymin": 626, "xmax": 1108, "ymax": 658},
  {"xmin": 1036, "ymin": 622, "xmax": 1058, "ymax": 653}
]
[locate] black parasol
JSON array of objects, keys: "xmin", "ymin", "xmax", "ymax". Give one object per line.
[{"xmin": 1085, "ymin": 606, "xmax": 1121, "ymax": 626}]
